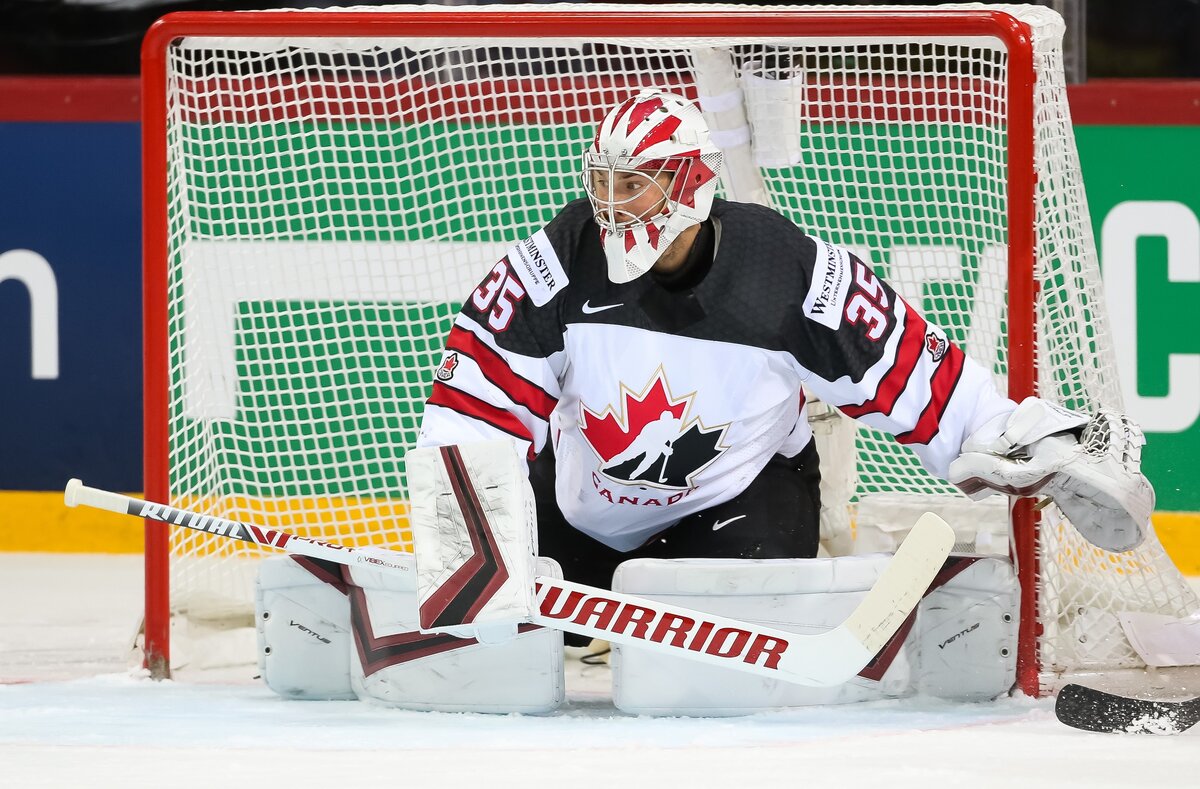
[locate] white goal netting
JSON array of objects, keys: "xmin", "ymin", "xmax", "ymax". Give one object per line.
[{"xmin": 145, "ymin": 3, "xmax": 1197, "ymax": 690}]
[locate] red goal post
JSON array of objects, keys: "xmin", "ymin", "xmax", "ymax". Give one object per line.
[{"xmin": 140, "ymin": 4, "xmax": 1195, "ymax": 696}]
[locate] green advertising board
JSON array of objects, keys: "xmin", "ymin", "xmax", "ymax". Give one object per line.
[
  {"xmin": 172, "ymin": 120, "xmax": 1196, "ymax": 511},
  {"xmin": 1076, "ymin": 126, "xmax": 1200, "ymax": 511}
]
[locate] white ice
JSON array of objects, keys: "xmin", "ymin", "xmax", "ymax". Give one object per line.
[{"xmin": 2, "ymin": 554, "xmax": 1197, "ymax": 789}]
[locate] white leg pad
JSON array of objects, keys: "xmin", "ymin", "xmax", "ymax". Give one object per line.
[
  {"xmin": 611, "ymin": 554, "xmax": 1017, "ymax": 716},
  {"xmin": 348, "ymin": 556, "xmax": 565, "ymax": 714},
  {"xmin": 912, "ymin": 557, "xmax": 1019, "ymax": 700},
  {"xmin": 255, "ymin": 555, "xmax": 356, "ymax": 700}
]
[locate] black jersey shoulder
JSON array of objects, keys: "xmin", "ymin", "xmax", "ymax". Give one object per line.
[
  {"xmin": 676, "ymin": 199, "xmax": 821, "ymax": 351},
  {"xmin": 538, "ymin": 197, "xmax": 826, "ymax": 354},
  {"xmin": 710, "ymin": 198, "xmax": 808, "ymax": 236},
  {"xmin": 707, "ymin": 200, "xmax": 820, "ymax": 284},
  {"xmin": 540, "ymin": 198, "xmax": 598, "ymax": 279},
  {"xmin": 452, "ymin": 201, "xmax": 599, "ymax": 358},
  {"xmin": 709, "ymin": 201, "xmax": 906, "ymax": 383}
]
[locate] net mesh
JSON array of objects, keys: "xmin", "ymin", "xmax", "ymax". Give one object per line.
[{"xmin": 152, "ymin": 3, "xmax": 1196, "ymax": 680}]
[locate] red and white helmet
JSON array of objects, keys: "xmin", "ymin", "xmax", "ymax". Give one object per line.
[{"xmin": 583, "ymin": 90, "xmax": 723, "ymax": 283}]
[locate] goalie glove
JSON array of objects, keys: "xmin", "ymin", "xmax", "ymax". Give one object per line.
[{"xmin": 947, "ymin": 397, "xmax": 1152, "ymax": 553}]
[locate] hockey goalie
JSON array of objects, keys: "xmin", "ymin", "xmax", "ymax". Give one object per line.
[{"xmin": 255, "ymin": 90, "xmax": 1154, "ymax": 715}]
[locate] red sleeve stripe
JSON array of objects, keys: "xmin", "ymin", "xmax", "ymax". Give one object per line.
[
  {"xmin": 838, "ymin": 310, "xmax": 928, "ymax": 420},
  {"xmin": 895, "ymin": 343, "xmax": 966, "ymax": 446},
  {"xmin": 446, "ymin": 327, "xmax": 557, "ymax": 421},
  {"xmin": 427, "ymin": 382, "xmax": 536, "ymax": 454}
]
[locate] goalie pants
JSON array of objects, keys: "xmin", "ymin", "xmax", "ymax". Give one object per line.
[{"xmin": 530, "ymin": 439, "xmax": 822, "ymax": 599}]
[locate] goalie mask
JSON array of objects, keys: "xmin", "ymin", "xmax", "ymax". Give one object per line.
[{"xmin": 584, "ymin": 90, "xmax": 723, "ymax": 283}]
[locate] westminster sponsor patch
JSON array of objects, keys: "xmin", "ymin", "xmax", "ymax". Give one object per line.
[
  {"xmin": 507, "ymin": 229, "xmax": 568, "ymax": 307},
  {"xmin": 802, "ymin": 237, "xmax": 853, "ymax": 331}
]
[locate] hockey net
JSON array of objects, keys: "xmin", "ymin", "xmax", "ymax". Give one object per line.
[{"xmin": 142, "ymin": 3, "xmax": 1197, "ymax": 694}]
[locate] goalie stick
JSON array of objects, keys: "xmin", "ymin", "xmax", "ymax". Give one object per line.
[
  {"xmin": 1055, "ymin": 683, "xmax": 1200, "ymax": 735},
  {"xmin": 63, "ymin": 479, "xmax": 414, "ymax": 577},
  {"xmin": 64, "ymin": 478, "xmax": 954, "ymax": 687}
]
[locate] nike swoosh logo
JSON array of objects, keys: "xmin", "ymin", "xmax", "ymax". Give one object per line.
[
  {"xmin": 582, "ymin": 300, "xmax": 623, "ymax": 315},
  {"xmin": 712, "ymin": 515, "xmax": 747, "ymax": 531}
]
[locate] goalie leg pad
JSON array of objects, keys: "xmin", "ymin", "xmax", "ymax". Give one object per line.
[
  {"xmin": 912, "ymin": 556, "xmax": 1018, "ymax": 701},
  {"xmin": 255, "ymin": 556, "xmax": 356, "ymax": 700},
  {"xmin": 611, "ymin": 555, "xmax": 912, "ymax": 716},
  {"xmin": 349, "ymin": 556, "xmax": 565, "ymax": 714},
  {"xmin": 611, "ymin": 554, "xmax": 1018, "ymax": 716}
]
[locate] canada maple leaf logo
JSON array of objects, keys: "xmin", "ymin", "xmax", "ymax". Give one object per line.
[
  {"xmin": 924, "ymin": 331, "xmax": 948, "ymax": 363},
  {"xmin": 579, "ymin": 368, "xmax": 728, "ymax": 490},
  {"xmin": 436, "ymin": 352, "xmax": 459, "ymax": 381}
]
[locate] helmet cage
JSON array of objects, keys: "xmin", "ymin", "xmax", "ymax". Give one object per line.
[{"xmin": 583, "ymin": 154, "xmax": 696, "ymax": 233}]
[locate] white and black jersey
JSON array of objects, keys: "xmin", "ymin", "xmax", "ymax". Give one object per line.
[{"xmin": 417, "ymin": 198, "xmax": 1015, "ymax": 552}]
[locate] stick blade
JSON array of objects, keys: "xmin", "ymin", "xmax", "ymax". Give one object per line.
[
  {"xmin": 1055, "ymin": 683, "xmax": 1200, "ymax": 735},
  {"xmin": 782, "ymin": 511, "xmax": 956, "ymax": 687},
  {"xmin": 841, "ymin": 511, "xmax": 956, "ymax": 654}
]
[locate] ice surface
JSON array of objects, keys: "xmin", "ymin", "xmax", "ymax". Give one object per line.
[{"xmin": 2, "ymin": 553, "xmax": 1197, "ymax": 788}]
